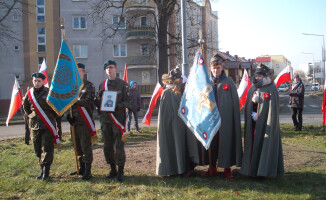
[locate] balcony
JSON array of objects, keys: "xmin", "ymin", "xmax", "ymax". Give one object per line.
[
  {"xmin": 125, "ymin": 0, "xmax": 155, "ymax": 13},
  {"xmin": 127, "ymin": 55, "xmax": 156, "ymax": 66},
  {"xmin": 126, "ymin": 26, "xmax": 155, "ymax": 40}
]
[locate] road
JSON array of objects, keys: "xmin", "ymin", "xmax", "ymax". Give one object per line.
[{"xmin": 0, "ymin": 88, "xmax": 324, "ymax": 140}]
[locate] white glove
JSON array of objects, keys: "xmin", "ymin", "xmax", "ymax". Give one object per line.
[{"xmin": 251, "ymin": 112, "xmax": 257, "ymax": 121}]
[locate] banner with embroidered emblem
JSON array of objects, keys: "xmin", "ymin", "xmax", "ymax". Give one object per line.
[
  {"xmin": 47, "ymin": 39, "xmax": 83, "ymax": 116},
  {"xmin": 178, "ymin": 52, "xmax": 221, "ymax": 150}
]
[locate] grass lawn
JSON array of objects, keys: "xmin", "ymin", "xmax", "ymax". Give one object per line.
[{"xmin": 0, "ymin": 125, "xmax": 325, "ymax": 199}]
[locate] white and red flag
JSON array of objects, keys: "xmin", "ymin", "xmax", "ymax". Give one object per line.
[
  {"xmin": 237, "ymin": 69, "xmax": 251, "ymax": 110},
  {"xmin": 6, "ymin": 77, "xmax": 23, "ymax": 126},
  {"xmin": 274, "ymin": 65, "xmax": 291, "ymax": 87},
  {"xmin": 142, "ymin": 82, "xmax": 164, "ymax": 125},
  {"xmin": 322, "ymin": 79, "xmax": 326, "ymax": 126},
  {"xmin": 39, "ymin": 58, "xmax": 49, "ymax": 87},
  {"xmin": 123, "ymin": 63, "xmax": 128, "ymax": 83}
]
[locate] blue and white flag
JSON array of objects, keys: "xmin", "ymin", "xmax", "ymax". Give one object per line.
[
  {"xmin": 178, "ymin": 52, "xmax": 221, "ymax": 150},
  {"xmin": 47, "ymin": 39, "xmax": 83, "ymax": 116}
]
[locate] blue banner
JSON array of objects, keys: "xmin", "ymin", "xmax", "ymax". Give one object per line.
[
  {"xmin": 178, "ymin": 52, "xmax": 221, "ymax": 150},
  {"xmin": 47, "ymin": 39, "xmax": 83, "ymax": 116}
]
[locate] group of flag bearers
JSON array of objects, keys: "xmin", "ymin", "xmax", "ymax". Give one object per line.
[
  {"xmin": 157, "ymin": 53, "xmax": 284, "ymax": 178},
  {"xmin": 5, "ymin": 44, "xmax": 326, "ymax": 181}
]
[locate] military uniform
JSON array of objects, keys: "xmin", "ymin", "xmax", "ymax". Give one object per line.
[
  {"xmin": 23, "ymin": 85, "xmax": 57, "ymax": 180},
  {"xmin": 95, "ymin": 77, "xmax": 130, "ymax": 180},
  {"xmin": 71, "ymin": 79, "xmax": 95, "ymax": 165}
]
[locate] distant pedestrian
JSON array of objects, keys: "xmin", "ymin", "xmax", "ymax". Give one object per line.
[
  {"xmin": 127, "ymin": 81, "xmax": 141, "ymax": 133},
  {"xmin": 289, "ymin": 74, "xmax": 305, "ymax": 131},
  {"xmin": 240, "ymin": 64, "xmax": 284, "ymax": 178}
]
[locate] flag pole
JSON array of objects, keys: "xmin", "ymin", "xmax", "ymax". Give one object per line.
[
  {"xmin": 198, "ymin": 37, "xmax": 212, "ymax": 176},
  {"xmin": 60, "ymin": 17, "xmax": 79, "ymax": 175}
]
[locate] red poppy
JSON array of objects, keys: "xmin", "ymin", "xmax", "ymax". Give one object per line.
[
  {"xmin": 264, "ymin": 92, "xmax": 270, "ymax": 99},
  {"xmin": 181, "ymin": 107, "xmax": 186, "ymax": 115},
  {"xmin": 223, "ymin": 84, "xmax": 229, "ymax": 91}
]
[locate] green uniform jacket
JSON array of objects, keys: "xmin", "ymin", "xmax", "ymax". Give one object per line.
[
  {"xmin": 23, "ymin": 86, "xmax": 56, "ymax": 130},
  {"xmin": 241, "ymin": 83, "xmax": 284, "ymax": 177},
  {"xmin": 72, "ymin": 79, "xmax": 95, "ymax": 124},
  {"xmin": 95, "ymin": 78, "xmax": 130, "ymax": 124}
]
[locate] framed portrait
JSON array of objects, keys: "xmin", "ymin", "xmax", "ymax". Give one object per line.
[{"xmin": 100, "ymin": 91, "xmax": 118, "ymax": 112}]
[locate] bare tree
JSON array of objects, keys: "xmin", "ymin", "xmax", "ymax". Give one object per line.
[{"xmin": 0, "ymin": 0, "xmax": 29, "ymax": 45}]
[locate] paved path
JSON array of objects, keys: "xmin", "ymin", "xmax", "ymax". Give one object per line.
[{"xmin": 1, "ymin": 113, "xmax": 323, "ymax": 140}]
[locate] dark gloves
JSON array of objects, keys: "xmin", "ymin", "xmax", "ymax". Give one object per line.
[{"xmin": 66, "ymin": 114, "xmax": 75, "ymax": 125}]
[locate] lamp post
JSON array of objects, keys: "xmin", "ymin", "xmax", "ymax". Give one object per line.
[
  {"xmin": 302, "ymin": 33, "xmax": 325, "ymax": 85},
  {"xmin": 302, "ymin": 52, "xmax": 315, "ymax": 86}
]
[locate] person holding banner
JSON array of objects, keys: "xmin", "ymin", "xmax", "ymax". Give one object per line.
[
  {"xmin": 66, "ymin": 63, "xmax": 96, "ymax": 180},
  {"xmin": 200, "ymin": 56, "xmax": 242, "ymax": 179},
  {"xmin": 240, "ymin": 64, "xmax": 284, "ymax": 177},
  {"xmin": 23, "ymin": 72, "xmax": 58, "ymax": 181},
  {"xmin": 156, "ymin": 68, "xmax": 199, "ymax": 176},
  {"xmin": 95, "ymin": 60, "xmax": 130, "ymax": 182}
]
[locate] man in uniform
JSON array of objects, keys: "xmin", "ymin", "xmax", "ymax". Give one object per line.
[
  {"xmin": 95, "ymin": 60, "xmax": 130, "ymax": 182},
  {"xmin": 67, "ymin": 63, "xmax": 96, "ymax": 180},
  {"xmin": 23, "ymin": 72, "xmax": 58, "ymax": 181}
]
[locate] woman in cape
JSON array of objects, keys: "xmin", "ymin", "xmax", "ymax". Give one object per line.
[{"xmin": 240, "ymin": 64, "xmax": 284, "ymax": 177}]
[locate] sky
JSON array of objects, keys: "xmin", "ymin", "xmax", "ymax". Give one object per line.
[{"xmin": 211, "ymin": 0, "xmax": 326, "ymax": 70}]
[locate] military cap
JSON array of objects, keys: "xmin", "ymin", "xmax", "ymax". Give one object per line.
[
  {"xmin": 294, "ymin": 74, "xmax": 300, "ymax": 79},
  {"xmin": 31, "ymin": 72, "xmax": 46, "ymax": 80},
  {"xmin": 255, "ymin": 64, "xmax": 270, "ymax": 76},
  {"xmin": 103, "ymin": 60, "xmax": 117, "ymax": 69},
  {"xmin": 77, "ymin": 63, "xmax": 85, "ymax": 69},
  {"xmin": 210, "ymin": 55, "xmax": 224, "ymax": 64},
  {"xmin": 168, "ymin": 67, "xmax": 182, "ymax": 80}
]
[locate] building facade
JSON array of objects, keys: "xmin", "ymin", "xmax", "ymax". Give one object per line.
[{"xmin": 255, "ymin": 55, "xmax": 291, "ymax": 77}]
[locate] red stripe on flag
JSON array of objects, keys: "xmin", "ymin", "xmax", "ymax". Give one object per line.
[
  {"xmin": 123, "ymin": 64, "xmax": 128, "ymax": 83},
  {"xmin": 275, "ymin": 72, "xmax": 291, "ymax": 87},
  {"xmin": 239, "ymin": 80, "xmax": 251, "ymax": 110},
  {"xmin": 142, "ymin": 84, "xmax": 164, "ymax": 125},
  {"xmin": 322, "ymin": 81, "xmax": 326, "ymax": 126}
]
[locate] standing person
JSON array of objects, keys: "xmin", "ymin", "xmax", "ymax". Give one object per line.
[
  {"xmin": 127, "ymin": 81, "xmax": 141, "ymax": 133},
  {"xmin": 23, "ymin": 72, "xmax": 58, "ymax": 181},
  {"xmin": 200, "ymin": 56, "xmax": 242, "ymax": 179},
  {"xmin": 240, "ymin": 64, "xmax": 284, "ymax": 177},
  {"xmin": 289, "ymin": 74, "xmax": 305, "ymax": 131},
  {"xmin": 156, "ymin": 68, "xmax": 199, "ymax": 176},
  {"xmin": 67, "ymin": 63, "xmax": 96, "ymax": 180},
  {"xmin": 95, "ymin": 60, "xmax": 130, "ymax": 182}
]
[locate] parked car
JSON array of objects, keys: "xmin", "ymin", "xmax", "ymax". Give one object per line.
[
  {"xmin": 311, "ymin": 82, "xmax": 320, "ymax": 91},
  {"xmin": 278, "ymin": 84, "xmax": 289, "ymax": 92}
]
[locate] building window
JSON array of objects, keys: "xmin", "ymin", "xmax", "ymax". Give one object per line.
[
  {"xmin": 113, "ymin": 44, "xmax": 127, "ymax": 57},
  {"xmin": 113, "ymin": 16, "xmax": 126, "ymax": 29},
  {"xmin": 140, "ymin": 0, "xmax": 147, "ymax": 6},
  {"xmin": 37, "ymin": 27, "xmax": 46, "ymax": 52},
  {"xmin": 73, "ymin": 16, "xmax": 87, "ymax": 29},
  {"xmin": 141, "ymin": 44, "xmax": 149, "ymax": 55},
  {"xmin": 38, "ymin": 57, "xmax": 46, "ymax": 70},
  {"xmin": 73, "ymin": 45, "xmax": 88, "ymax": 58},
  {"xmin": 13, "ymin": 45, "xmax": 19, "ymax": 51},
  {"xmin": 36, "ymin": 0, "xmax": 45, "ymax": 23},
  {"xmin": 140, "ymin": 16, "xmax": 147, "ymax": 26},
  {"xmin": 116, "ymin": 73, "xmax": 121, "ymax": 78}
]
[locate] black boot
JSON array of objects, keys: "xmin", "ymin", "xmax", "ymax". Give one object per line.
[
  {"xmin": 70, "ymin": 159, "xmax": 85, "ymax": 175},
  {"xmin": 116, "ymin": 165, "xmax": 124, "ymax": 182},
  {"xmin": 36, "ymin": 165, "xmax": 43, "ymax": 180},
  {"xmin": 42, "ymin": 165, "xmax": 50, "ymax": 181},
  {"xmin": 82, "ymin": 163, "xmax": 92, "ymax": 180},
  {"xmin": 106, "ymin": 164, "xmax": 117, "ymax": 179}
]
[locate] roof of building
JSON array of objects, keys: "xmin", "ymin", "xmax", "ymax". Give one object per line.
[{"xmin": 256, "ymin": 56, "xmax": 271, "ymax": 62}]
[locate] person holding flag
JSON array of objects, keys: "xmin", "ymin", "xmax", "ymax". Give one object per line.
[
  {"xmin": 23, "ymin": 72, "xmax": 58, "ymax": 181},
  {"xmin": 95, "ymin": 60, "xmax": 130, "ymax": 182},
  {"xmin": 199, "ymin": 55, "xmax": 242, "ymax": 179},
  {"xmin": 289, "ymin": 74, "xmax": 305, "ymax": 131},
  {"xmin": 66, "ymin": 63, "xmax": 96, "ymax": 180},
  {"xmin": 240, "ymin": 64, "xmax": 284, "ymax": 177}
]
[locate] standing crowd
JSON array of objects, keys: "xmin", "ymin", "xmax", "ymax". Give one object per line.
[{"xmin": 23, "ymin": 54, "xmax": 287, "ymax": 182}]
